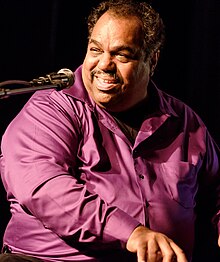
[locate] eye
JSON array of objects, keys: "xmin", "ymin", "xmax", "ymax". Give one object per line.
[
  {"xmin": 116, "ymin": 53, "xmax": 132, "ymax": 63},
  {"xmin": 89, "ymin": 47, "xmax": 103, "ymax": 56}
]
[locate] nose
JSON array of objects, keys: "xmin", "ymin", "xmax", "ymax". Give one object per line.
[{"xmin": 97, "ymin": 52, "xmax": 116, "ymax": 71}]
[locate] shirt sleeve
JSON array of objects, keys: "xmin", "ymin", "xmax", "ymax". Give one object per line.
[{"xmin": 1, "ymin": 89, "xmax": 140, "ymax": 247}]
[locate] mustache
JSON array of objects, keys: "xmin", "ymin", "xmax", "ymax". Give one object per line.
[{"xmin": 91, "ymin": 70, "xmax": 118, "ymax": 80}]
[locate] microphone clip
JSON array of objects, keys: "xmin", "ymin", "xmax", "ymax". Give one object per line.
[{"xmin": 29, "ymin": 68, "xmax": 74, "ymax": 89}]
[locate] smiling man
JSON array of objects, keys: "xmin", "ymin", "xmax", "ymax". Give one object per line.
[
  {"xmin": 82, "ymin": 11, "xmax": 151, "ymax": 112},
  {"xmin": 0, "ymin": 0, "xmax": 220, "ymax": 262}
]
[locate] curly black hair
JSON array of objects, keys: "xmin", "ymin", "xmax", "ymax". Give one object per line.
[{"xmin": 87, "ymin": 0, "xmax": 165, "ymax": 58}]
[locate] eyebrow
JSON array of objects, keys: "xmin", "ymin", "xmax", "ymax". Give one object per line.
[{"xmin": 89, "ymin": 38, "xmax": 136, "ymax": 55}]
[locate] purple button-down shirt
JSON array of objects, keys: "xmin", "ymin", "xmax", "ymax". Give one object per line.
[{"xmin": 1, "ymin": 65, "xmax": 220, "ymax": 261}]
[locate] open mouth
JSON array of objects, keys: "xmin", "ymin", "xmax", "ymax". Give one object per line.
[{"xmin": 95, "ymin": 75, "xmax": 120, "ymax": 92}]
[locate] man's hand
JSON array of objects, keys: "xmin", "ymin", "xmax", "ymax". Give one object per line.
[{"xmin": 126, "ymin": 225, "xmax": 188, "ymax": 262}]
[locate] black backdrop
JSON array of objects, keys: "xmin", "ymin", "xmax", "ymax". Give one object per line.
[{"xmin": 0, "ymin": 0, "xmax": 220, "ymax": 260}]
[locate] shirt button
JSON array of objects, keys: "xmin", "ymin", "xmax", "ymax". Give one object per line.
[{"xmin": 139, "ymin": 174, "xmax": 144, "ymax": 179}]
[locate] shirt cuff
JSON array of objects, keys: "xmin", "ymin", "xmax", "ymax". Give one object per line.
[{"xmin": 104, "ymin": 208, "xmax": 141, "ymax": 246}]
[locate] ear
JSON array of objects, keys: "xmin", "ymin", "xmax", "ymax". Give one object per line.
[{"xmin": 150, "ymin": 50, "xmax": 160, "ymax": 77}]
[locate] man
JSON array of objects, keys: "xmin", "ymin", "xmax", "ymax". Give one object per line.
[{"xmin": 0, "ymin": 0, "xmax": 220, "ymax": 261}]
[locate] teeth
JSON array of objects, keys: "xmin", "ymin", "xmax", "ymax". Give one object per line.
[
  {"xmin": 103, "ymin": 79, "xmax": 113, "ymax": 83},
  {"xmin": 97, "ymin": 77, "xmax": 116, "ymax": 84}
]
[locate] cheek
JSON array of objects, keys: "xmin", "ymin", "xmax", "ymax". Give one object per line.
[
  {"xmin": 83, "ymin": 58, "xmax": 91, "ymax": 73},
  {"xmin": 83, "ymin": 52, "xmax": 98, "ymax": 72},
  {"xmin": 122, "ymin": 68, "xmax": 143, "ymax": 86},
  {"xmin": 136, "ymin": 62, "xmax": 150, "ymax": 77},
  {"xmin": 133, "ymin": 64, "xmax": 150, "ymax": 87},
  {"xmin": 82, "ymin": 57, "xmax": 97, "ymax": 81},
  {"xmin": 122, "ymin": 65, "xmax": 150, "ymax": 96},
  {"xmin": 118, "ymin": 65, "xmax": 136, "ymax": 84},
  {"xmin": 82, "ymin": 64, "xmax": 92, "ymax": 89},
  {"xmin": 121, "ymin": 62, "xmax": 149, "ymax": 81}
]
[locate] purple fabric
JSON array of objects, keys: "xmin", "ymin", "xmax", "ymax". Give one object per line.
[{"xmin": 1, "ymin": 65, "xmax": 220, "ymax": 261}]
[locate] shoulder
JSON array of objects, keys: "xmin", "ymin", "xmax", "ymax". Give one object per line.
[{"xmin": 158, "ymin": 87, "xmax": 205, "ymax": 127}]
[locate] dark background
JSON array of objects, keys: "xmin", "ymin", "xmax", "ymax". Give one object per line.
[{"xmin": 0, "ymin": 0, "xmax": 220, "ymax": 260}]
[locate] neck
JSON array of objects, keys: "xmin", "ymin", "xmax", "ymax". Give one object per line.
[{"xmin": 111, "ymin": 97, "xmax": 149, "ymax": 129}]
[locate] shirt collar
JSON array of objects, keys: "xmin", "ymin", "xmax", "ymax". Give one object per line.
[
  {"xmin": 150, "ymin": 81, "xmax": 179, "ymax": 117},
  {"xmin": 63, "ymin": 65, "xmax": 94, "ymax": 107}
]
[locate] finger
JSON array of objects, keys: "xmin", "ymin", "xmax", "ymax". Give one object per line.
[
  {"xmin": 147, "ymin": 240, "xmax": 162, "ymax": 262},
  {"xmin": 152, "ymin": 237, "xmax": 176, "ymax": 262},
  {"xmin": 170, "ymin": 241, "xmax": 188, "ymax": 262},
  {"xmin": 136, "ymin": 244, "xmax": 147, "ymax": 262},
  {"xmin": 218, "ymin": 235, "xmax": 220, "ymax": 247}
]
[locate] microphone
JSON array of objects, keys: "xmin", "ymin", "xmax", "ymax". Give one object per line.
[
  {"xmin": 29, "ymin": 68, "xmax": 74, "ymax": 89},
  {"xmin": 0, "ymin": 68, "xmax": 74, "ymax": 99}
]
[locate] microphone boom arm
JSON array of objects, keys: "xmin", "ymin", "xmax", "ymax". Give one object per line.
[
  {"xmin": 0, "ymin": 83, "xmax": 60, "ymax": 99},
  {"xmin": 0, "ymin": 68, "xmax": 74, "ymax": 99}
]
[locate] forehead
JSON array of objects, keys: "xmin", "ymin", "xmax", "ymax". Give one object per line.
[{"xmin": 91, "ymin": 12, "xmax": 143, "ymax": 47}]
